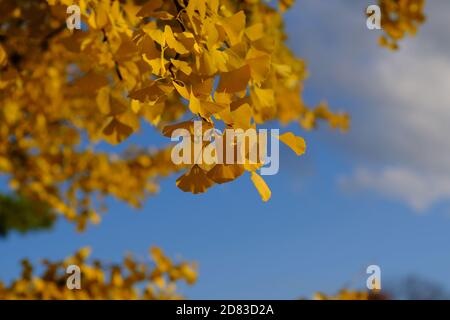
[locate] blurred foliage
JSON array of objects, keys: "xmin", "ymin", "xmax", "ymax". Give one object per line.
[
  {"xmin": 379, "ymin": 0, "xmax": 426, "ymax": 49},
  {"xmin": 314, "ymin": 290, "xmax": 388, "ymax": 300},
  {"xmin": 0, "ymin": 246, "xmax": 197, "ymax": 299},
  {"xmin": 0, "ymin": 194, "xmax": 56, "ymax": 237}
]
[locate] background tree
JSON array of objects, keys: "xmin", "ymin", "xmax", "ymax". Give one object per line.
[
  {"xmin": 0, "ymin": 0, "xmax": 425, "ymax": 299},
  {"xmin": 0, "ymin": 246, "xmax": 197, "ymax": 299},
  {"xmin": 378, "ymin": 0, "xmax": 425, "ymax": 49}
]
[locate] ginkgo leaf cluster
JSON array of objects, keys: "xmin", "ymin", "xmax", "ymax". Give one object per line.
[
  {"xmin": 378, "ymin": 0, "xmax": 426, "ymax": 50},
  {"xmin": 313, "ymin": 290, "xmax": 387, "ymax": 300}
]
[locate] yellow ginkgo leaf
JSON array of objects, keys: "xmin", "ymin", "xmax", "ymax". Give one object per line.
[
  {"xmin": 250, "ymin": 171, "xmax": 271, "ymax": 202},
  {"xmin": 172, "ymin": 80, "xmax": 190, "ymax": 100},
  {"xmin": 199, "ymin": 100, "xmax": 226, "ymax": 117},
  {"xmin": 246, "ymin": 54, "xmax": 271, "ymax": 84},
  {"xmin": 278, "ymin": 132, "xmax": 306, "ymax": 156},
  {"xmin": 162, "ymin": 120, "xmax": 213, "ymax": 138},
  {"xmin": 176, "ymin": 32, "xmax": 196, "ymax": 51},
  {"xmin": 102, "ymin": 118, "xmax": 133, "ymax": 144},
  {"xmin": 170, "ymin": 59, "xmax": 192, "ymax": 75},
  {"xmin": 130, "ymin": 99, "xmax": 141, "ymax": 113},
  {"xmin": 96, "ymin": 87, "xmax": 110, "ymax": 115},
  {"xmin": 164, "ymin": 26, "xmax": 189, "ymax": 54},
  {"xmin": 95, "ymin": 4, "xmax": 109, "ymax": 29},
  {"xmin": 186, "ymin": 0, "xmax": 206, "ymax": 22},
  {"xmin": 217, "ymin": 64, "xmax": 251, "ymax": 93},
  {"xmin": 136, "ymin": 0, "xmax": 162, "ymax": 17},
  {"xmin": 139, "ymin": 34, "xmax": 160, "ymax": 60},
  {"xmin": 207, "ymin": 0, "xmax": 219, "ymax": 14},
  {"xmin": 153, "ymin": 11, "xmax": 175, "ymax": 20},
  {"xmin": 102, "ymin": 112, "xmax": 139, "ymax": 144},
  {"xmin": 73, "ymin": 72, "xmax": 109, "ymax": 94},
  {"xmin": 109, "ymin": 96, "xmax": 129, "ymax": 116},
  {"xmin": 251, "ymin": 87, "xmax": 274, "ymax": 109},
  {"xmin": 189, "ymin": 93, "xmax": 225, "ymax": 118},
  {"xmin": 143, "ymin": 56, "xmax": 168, "ymax": 77},
  {"xmin": 221, "ymin": 11, "xmax": 246, "ymax": 46},
  {"xmin": 162, "ymin": 120, "xmax": 193, "ymax": 138},
  {"xmin": 230, "ymin": 103, "xmax": 253, "ymax": 129},
  {"xmin": 144, "ymin": 29, "xmax": 165, "ymax": 47},
  {"xmin": 188, "ymin": 92, "xmax": 201, "ymax": 115},
  {"xmin": 176, "ymin": 165, "xmax": 215, "ymax": 194},
  {"xmin": 129, "ymin": 82, "xmax": 170, "ymax": 104},
  {"xmin": 207, "ymin": 164, "xmax": 244, "ymax": 184},
  {"xmin": 245, "ymin": 23, "xmax": 264, "ymax": 41}
]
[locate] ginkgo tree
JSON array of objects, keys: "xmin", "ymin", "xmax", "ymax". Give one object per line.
[{"xmin": 0, "ymin": 0, "xmax": 425, "ymax": 299}]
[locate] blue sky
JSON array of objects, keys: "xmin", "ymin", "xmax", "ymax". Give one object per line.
[{"xmin": 1, "ymin": 0, "xmax": 450, "ymax": 299}]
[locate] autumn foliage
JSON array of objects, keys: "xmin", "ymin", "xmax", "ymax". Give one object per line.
[
  {"xmin": 0, "ymin": 247, "xmax": 197, "ymax": 299},
  {"xmin": 378, "ymin": 0, "xmax": 425, "ymax": 50}
]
